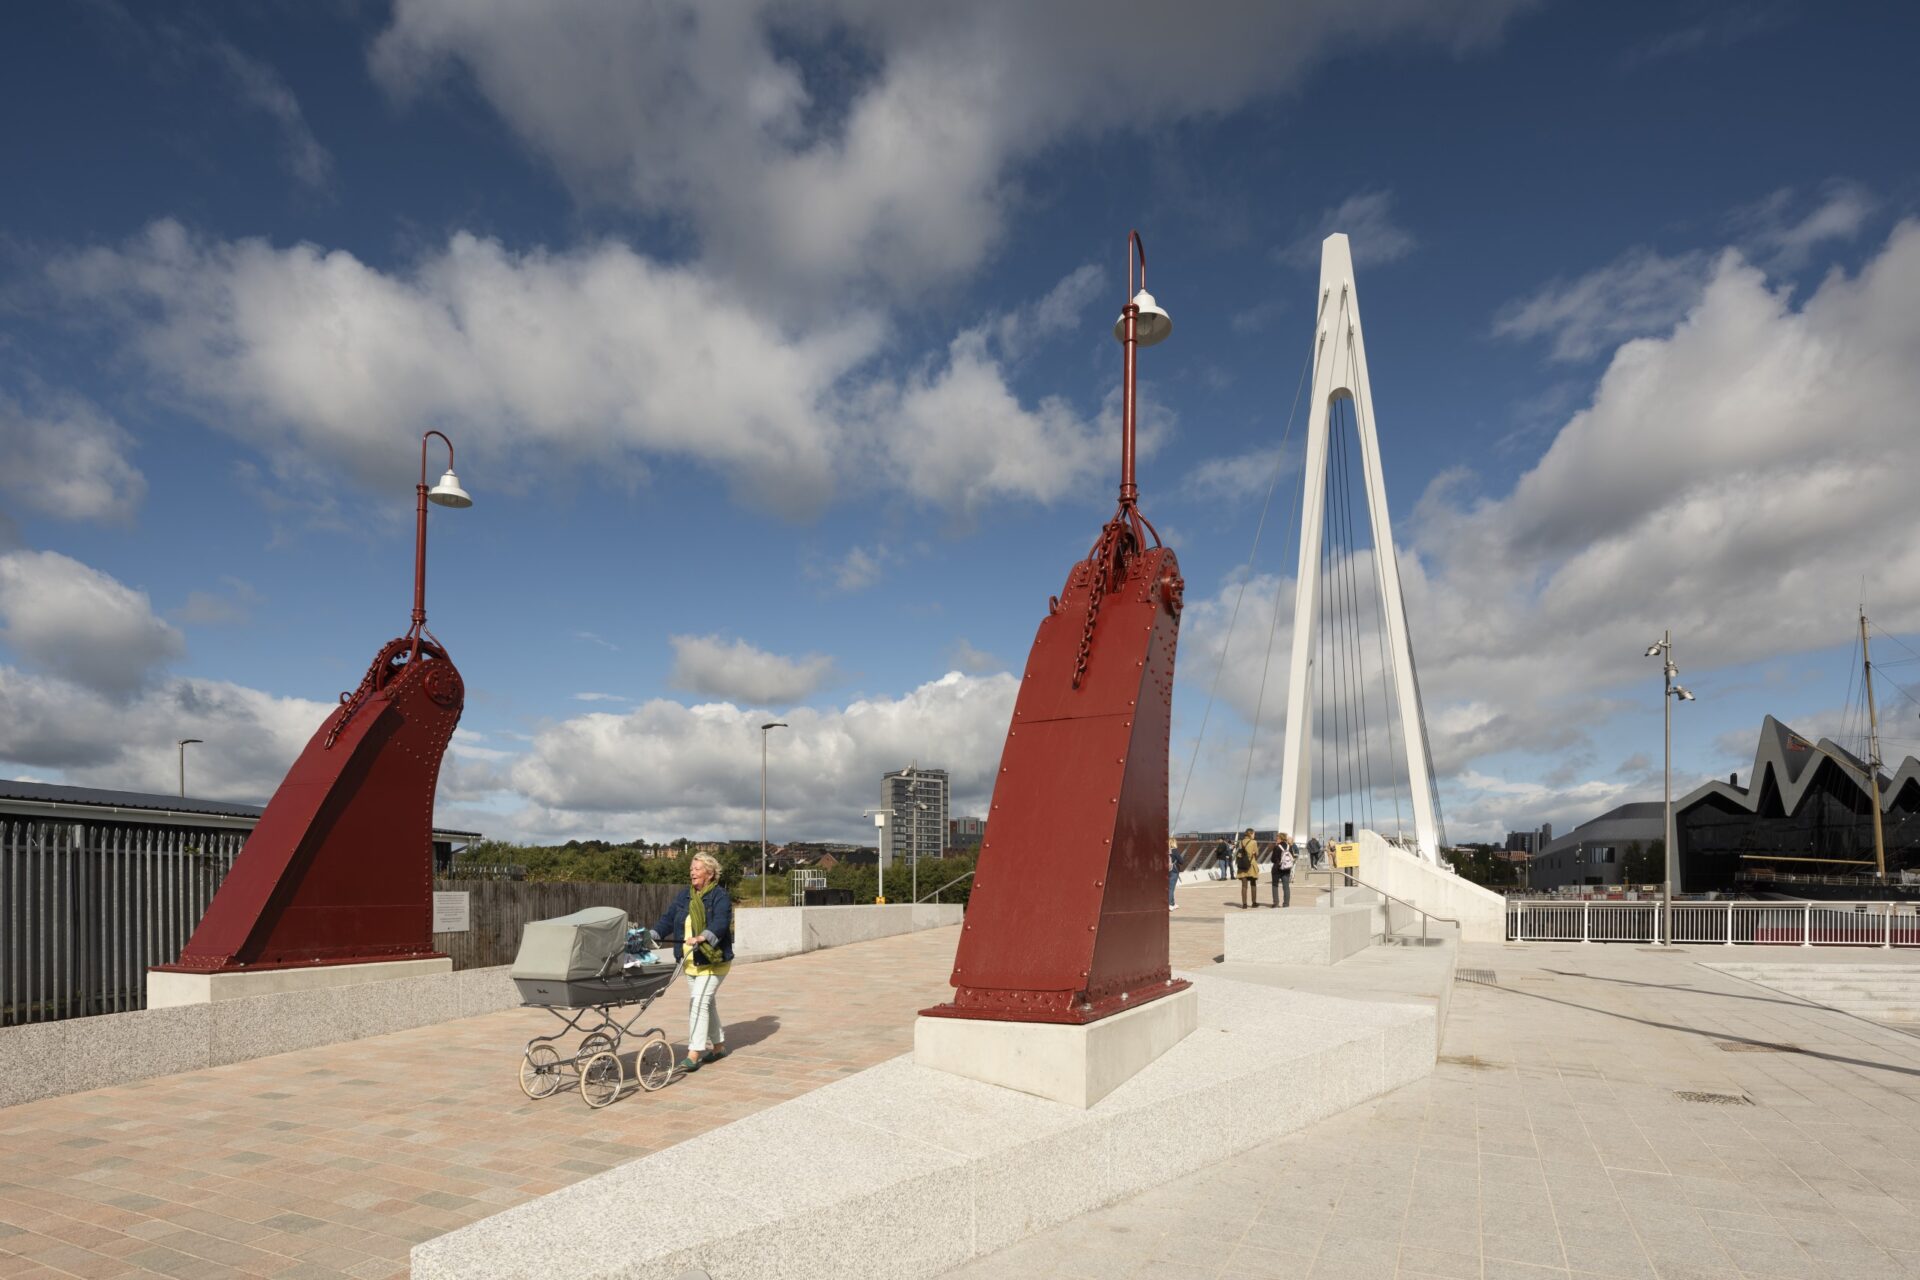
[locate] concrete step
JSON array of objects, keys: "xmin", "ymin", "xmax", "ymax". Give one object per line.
[
  {"xmin": 413, "ymin": 975, "xmax": 1436, "ymax": 1280},
  {"xmin": 1705, "ymin": 962, "xmax": 1920, "ymax": 1028}
]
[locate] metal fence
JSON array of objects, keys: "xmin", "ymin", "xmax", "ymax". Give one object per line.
[
  {"xmin": 1507, "ymin": 898, "xmax": 1920, "ymax": 946},
  {"xmin": 2, "ymin": 818, "xmax": 246, "ymax": 1026}
]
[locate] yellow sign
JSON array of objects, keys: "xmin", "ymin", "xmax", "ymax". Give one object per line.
[{"xmin": 1333, "ymin": 842, "xmax": 1360, "ymax": 869}]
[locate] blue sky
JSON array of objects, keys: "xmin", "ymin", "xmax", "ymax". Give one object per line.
[{"xmin": 3, "ymin": 1, "xmax": 1918, "ymax": 846}]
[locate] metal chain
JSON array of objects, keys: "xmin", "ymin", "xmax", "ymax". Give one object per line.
[{"xmin": 1072, "ymin": 523, "xmax": 1123, "ymax": 688}]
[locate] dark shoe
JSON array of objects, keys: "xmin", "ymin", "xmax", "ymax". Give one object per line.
[
  {"xmin": 676, "ymin": 1054, "xmax": 703, "ymax": 1073},
  {"xmin": 705, "ymin": 1045, "xmax": 729, "ymax": 1063}
]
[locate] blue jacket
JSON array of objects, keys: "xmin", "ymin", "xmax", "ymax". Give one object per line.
[{"xmin": 653, "ymin": 884, "xmax": 735, "ymax": 963}]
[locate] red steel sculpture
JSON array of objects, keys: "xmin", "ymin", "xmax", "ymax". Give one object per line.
[
  {"xmin": 924, "ymin": 232, "xmax": 1187, "ymax": 1025},
  {"xmin": 159, "ymin": 433, "xmax": 472, "ymax": 973}
]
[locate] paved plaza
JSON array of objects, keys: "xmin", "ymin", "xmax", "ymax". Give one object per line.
[
  {"xmin": 944, "ymin": 928, "xmax": 1920, "ymax": 1280},
  {"xmin": 5, "ymin": 881, "xmax": 1920, "ymax": 1279}
]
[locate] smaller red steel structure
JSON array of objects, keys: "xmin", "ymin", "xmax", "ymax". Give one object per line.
[
  {"xmin": 159, "ymin": 433, "xmax": 471, "ymax": 973},
  {"xmin": 924, "ymin": 232, "xmax": 1188, "ymax": 1025}
]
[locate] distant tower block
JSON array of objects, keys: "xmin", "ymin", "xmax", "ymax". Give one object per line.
[{"xmin": 1276, "ymin": 234, "xmax": 1441, "ymax": 861}]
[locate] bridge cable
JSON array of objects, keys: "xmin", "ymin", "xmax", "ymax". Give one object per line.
[{"xmin": 1170, "ymin": 291, "xmax": 1323, "ymax": 835}]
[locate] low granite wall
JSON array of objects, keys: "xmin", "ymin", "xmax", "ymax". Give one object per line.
[
  {"xmin": 1224, "ymin": 903, "xmax": 1374, "ymax": 965},
  {"xmin": 0, "ymin": 965, "xmax": 518, "ymax": 1109},
  {"xmin": 734, "ymin": 902, "xmax": 962, "ymax": 962}
]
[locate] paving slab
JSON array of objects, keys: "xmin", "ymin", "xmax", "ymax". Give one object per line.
[{"xmin": 940, "ymin": 937, "xmax": 1920, "ymax": 1279}]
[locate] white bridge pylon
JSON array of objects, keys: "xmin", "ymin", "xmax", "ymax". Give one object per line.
[{"xmin": 1276, "ymin": 233, "xmax": 1441, "ymax": 862}]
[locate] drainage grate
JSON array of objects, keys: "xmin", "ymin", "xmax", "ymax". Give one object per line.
[
  {"xmin": 1673, "ymin": 1090, "xmax": 1754, "ymax": 1105},
  {"xmin": 1715, "ymin": 1041, "xmax": 1801, "ymax": 1054},
  {"xmin": 1456, "ymin": 968, "xmax": 1498, "ymax": 986}
]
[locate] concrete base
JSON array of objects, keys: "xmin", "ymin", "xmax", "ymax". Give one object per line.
[
  {"xmin": 146, "ymin": 957, "xmax": 452, "ymax": 1008},
  {"xmin": 1225, "ymin": 903, "xmax": 1373, "ymax": 965},
  {"xmin": 412, "ymin": 973, "xmax": 1435, "ymax": 1280},
  {"xmin": 733, "ymin": 902, "xmax": 962, "ymax": 963},
  {"xmin": 914, "ymin": 986, "xmax": 1197, "ymax": 1108}
]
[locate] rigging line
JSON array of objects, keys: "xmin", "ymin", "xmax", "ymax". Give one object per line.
[
  {"xmin": 1869, "ymin": 619, "xmax": 1920, "ymax": 667},
  {"xmin": 1346, "ymin": 317, "xmax": 1447, "ymax": 849},
  {"xmin": 1340, "ymin": 406, "xmax": 1377, "ymax": 837},
  {"xmin": 1328, "ymin": 411, "xmax": 1349, "ymax": 840},
  {"xmin": 1328, "ymin": 404, "xmax": 1374, "ymax": 836},
  {"xmin": 1233, "ymin": 352, "xmax": 1316, "ymax": 837},
  {"xmin": 1330, "ymin": 405, "xmax": 1364, "ymax": 835},
  {"xmin": 1349, "ymin": 338, "xmax": 1408, "ymax": 840},
  {"xmin": 1169, "ymin": 297, "xmax": 1319, "ymax": 832}
]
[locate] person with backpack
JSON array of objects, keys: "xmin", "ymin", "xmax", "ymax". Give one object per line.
[
  {"xmin": 1167, "ymin": 838, "xmax": 1181, "ymax": 910},
  {"xmin": 1271, "ymin": 833, "xmax": 1296, "ymax": 908},
  {"xmin": 1235, "ymin": 828, "xmax": 1260, "ymax": 908}
]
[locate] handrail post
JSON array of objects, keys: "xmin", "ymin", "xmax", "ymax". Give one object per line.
[
  {"xmin": 1884, "ymin": 902, "xmax": 1893, "ymax": 950},
  {"xmin": 1582, "ymin": 899, "xmax": 1591, "ymax": 944},
  {"xmin": 1802, "ymin": 901, "xmax": 1812, "ymax": 947},
  {"xmin": 1725, "ymin": 901, "xmax": 1733, "ymax": 946}
]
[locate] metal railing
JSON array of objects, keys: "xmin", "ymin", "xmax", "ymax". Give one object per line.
[
  {"xmin": 1308, "ymin": 869, "xmax": 1459, "ymax": 942},
  {"xmin": 1507, "ymin": 898, "xmax": 1920, "ymax": 946},
  {"xmin": 917, "ymin": 870, "xmax": 974, "ymax": 904},
  {"xmin": 2, "ymin": 818, "xmax": 246, "ymax": 1026}
]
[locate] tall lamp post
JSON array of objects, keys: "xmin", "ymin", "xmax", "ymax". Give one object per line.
[
  {"xmin": 411, "ymin": 430, "xmax": 474, "ymax": 656},
  {"xmin": 759, "ymin": 721, "xmax": 788, "ymax": 905},
  {"xmin": 176, "ymin": 738, "xmax": 202, "ymax": 798},
  {"xmin": 1643, "ymin": 631, "xmax": 1695, "ymax": 943}
]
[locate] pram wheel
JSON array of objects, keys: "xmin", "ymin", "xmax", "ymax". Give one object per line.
[
  {"xmin": 635, "ymin": 1034, "xmax": 673, "ymax": 1092},
  {"xmin": 580, "ymin": 1050, "xmax": 624, "ymax": 1109},
  {"xmin": 519, "ymin": 1044, "xmax": 564, "ymax": 1099},
  {"xmin": 580, "ymin": 1029, "xmax": 619, "ymax": 1060}
]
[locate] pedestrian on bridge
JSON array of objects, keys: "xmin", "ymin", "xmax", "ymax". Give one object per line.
[
  {"xmin": 1271, "ymin": 833, "xmax": 1295, "ymax": 908},
  {"xmin": 1168, "ymin": 838, "xmax": 1181, "ymax": 910},
  {"xmin": 1235, "ymin": 828, "xmax": 1260, "ymax": 908}
]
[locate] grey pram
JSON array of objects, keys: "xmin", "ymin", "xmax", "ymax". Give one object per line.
[{"xmin": 510, "ymin": 906, "xmax": 681, "ymax": 1107}]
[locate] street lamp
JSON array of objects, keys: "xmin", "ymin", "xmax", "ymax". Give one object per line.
[
  {"xmin": 176, "ymin": 738, "xmax": 202, "ymax": 798},
  {"xmin": 410, "ymin": 430, "xmax": 474, "ymax": 656},
  {"xmin": 1644, "ymin": 630, "xmax": 1695, "ymax": 943},
  {"xmin": 759, "ymin": 721, "xmax": 788, "ymax": 906}
]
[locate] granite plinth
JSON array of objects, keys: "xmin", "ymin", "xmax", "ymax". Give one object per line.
[
  {"xmin": 913, "ymin": 984, "xmax": 1197, "ymax": 1107},
  {"xmin": 1224, "ymin": 902, "xmax": 1373, "ymax": 965},
  {"xmin": 146, "ymin": 956, "xmax": 451, "ymax": 1007},
  {"xmin": 411, "ymin": 973, "xmax": 1436, "ymax": 1280}
]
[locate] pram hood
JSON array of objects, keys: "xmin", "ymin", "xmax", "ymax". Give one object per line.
[{"xmin": 509, "ymin": 906, "xmax": 632, "ymax": 981}]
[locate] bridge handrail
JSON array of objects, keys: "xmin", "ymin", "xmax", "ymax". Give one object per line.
[
  {"xmin": 1307, "ymin": 868, "xmax": 1459, "ymax": 942},
  {"xmin": 917, "ymin": 870, "xmax": 975, "ymax": 904}
]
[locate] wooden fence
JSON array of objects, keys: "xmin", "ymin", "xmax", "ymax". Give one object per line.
[{"xmin": 431, "ymin": 879, "xmax": 677, "ymax": 970}]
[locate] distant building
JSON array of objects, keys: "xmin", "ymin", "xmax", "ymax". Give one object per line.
[
  {"xmin": 1676, "ymin": 716, "xmax": 1920, "ymax": 895},
  {"xmin": 1505, "ymin": 830, "xmax": 1539, "ymax": 855},
  {"xmin": 949, "ymin": 816, "xmax": 985, "ymax": 851},
  {"xmin": 882, "ymin": 766, "xmax": 949, "ymax": 866},
  {"xmin": 1527, "ymin": 803, "xmax": 1664, "ymax": 891}
]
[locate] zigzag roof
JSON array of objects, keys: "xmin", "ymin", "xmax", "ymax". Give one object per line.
[{"xmin": 1677, "ymin": 715, "xmax": 1920, "ymax": 818}]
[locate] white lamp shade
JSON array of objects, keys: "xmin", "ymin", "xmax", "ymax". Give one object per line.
[
  {"xmin": 1113, "ymin": 289, "xmax": 1173, "ymax": 346},
  {"xmin": 427, "ymin": 469, "xmax": 473, "ymax": 508}
]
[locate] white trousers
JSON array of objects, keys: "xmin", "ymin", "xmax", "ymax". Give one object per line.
[{"xmin": 687, "ymin": 971, "xmax": 726, "ymax": 1052}]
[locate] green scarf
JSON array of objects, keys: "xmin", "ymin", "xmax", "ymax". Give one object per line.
[{"xmin": 685, "ymin": 884, "xmax": 723, "ymax": 971}]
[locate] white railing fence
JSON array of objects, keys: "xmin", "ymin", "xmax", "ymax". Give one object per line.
[{"xmin": 1507, "ymin": 899, "xmax": 1920, "ymax": 946}]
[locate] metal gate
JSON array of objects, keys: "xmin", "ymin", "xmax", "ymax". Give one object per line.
[{"xmin": 0, "ymin": 818, "xmax": 245, "ymax": 1026}]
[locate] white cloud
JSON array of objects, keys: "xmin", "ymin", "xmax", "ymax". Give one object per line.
[
  {"xmin": 1730, "ymin": 182, "xmax": 1877, "ymax": 272},
  {"xmin": 668, "ymin": 634, "xmax": 840, "ymax": 704},
  {"xmin": 0, "ymin": 551, "xmax": 185, "ymax": 695},
  {"xmin": 827, "ymin": 544, "xmax": 893, "ymax": 592},
  {"xmin": 370, "ymin": 0, "xmax": 1529, "ymax": 298},
  {"xmin": 1492, "ymin": 246, "xmax": 1714, "ymax": 362},
  {"xmin": 993, "ymin": 263, "xmax": 1106, "ymax": 355},
  {"xmin": 504, "ymin": 670, "xmax": 1017, "ymax": 839},
  {"xmin": 1180, "ymin": 445, "xmax": 1293, "ymax": 505},
  {"xmin": 571, "ymin": 692, "xmax": 627, "ymax": 703},
  {"xmin": 172, "ymin": 577, "xmax": 262, "ymax": 627},
  {"xmin": 0, "ymin": 392, "xmax": 146, "ymax": 523},
  {"xmin": 946, "ymin": 640, "xmax": 1001, "ymax": 674},
  {"xmin": 53, "ymin": 222, "xmax": 882, "ymax": 517},
  {"xmin": 53, "ymin": 222, "xmax": 1140, "ymax": 519},
  {"xmin": 0, "ymin": 664, "xmax": 333, "ymax": 800},
  {"xmin": 876, "ymin": 329, "xmax": 1111, "ymax": 511},
  {"xmin": 210, "ymin": 41, "xmax": 333, "ymax": 190},
  {"xmin": 1280, "ymin": 191, "xmax": 1417, "ymax": 270}
]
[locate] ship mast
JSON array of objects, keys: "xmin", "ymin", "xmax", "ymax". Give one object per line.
[{"xmin": 1861, "ymin": 606, "xmax": 1888, "ymax": 880}]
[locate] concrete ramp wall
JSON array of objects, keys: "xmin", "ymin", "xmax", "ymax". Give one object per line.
[{"xmin": 1355, "ymin": 831, "xmax": 1506, "ymax": 942}]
